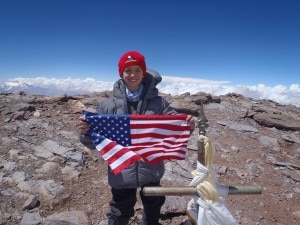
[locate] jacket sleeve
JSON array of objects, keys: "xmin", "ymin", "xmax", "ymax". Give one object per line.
[
  {"xmin": 161, "ymin": 97, "xmax": 177, "ymax": 115},
  {"xmin": 79, "ymin": 132, "xmax": 96, "ymax": 150}
]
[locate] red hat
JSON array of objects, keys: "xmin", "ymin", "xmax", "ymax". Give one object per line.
[{"xmin": 118, "ymin": 51, "xmax": 147, "ymax": 77}]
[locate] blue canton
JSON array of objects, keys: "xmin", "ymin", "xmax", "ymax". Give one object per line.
[{"xmin": 84, "ymin": 112, "xmax": 132, "ymax": 147}]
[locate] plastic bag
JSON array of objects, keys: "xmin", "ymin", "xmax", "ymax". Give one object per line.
[
  {"xmin": 195, "ymin": 198, "xmax": 239, "ymax": 225},
  {"xmin": 187, "ymin": 135, "xmax": 239, "ymax": 225}
]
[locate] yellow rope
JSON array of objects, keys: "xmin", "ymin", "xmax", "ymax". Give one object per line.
[
  {"xmin": 187, "ymin": 135, "xmax": 239, "ymax": 225},
  {"xmin": 191, "ymin": 135, "xmax": 219, "ymax": 202}
]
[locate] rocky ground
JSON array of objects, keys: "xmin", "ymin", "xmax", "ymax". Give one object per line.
[{"xmin": 0, "ymin": 91, "xmax": 299, "ymax": 225}]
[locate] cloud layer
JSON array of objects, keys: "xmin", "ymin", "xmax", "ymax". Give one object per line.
[{"xmin": 1, "ymin": 76, "xmax": 299, "ymax": 107}]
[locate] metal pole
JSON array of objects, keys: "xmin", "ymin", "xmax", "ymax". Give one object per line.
[{"xmin": 142, "ymin": 185, "xmax": 262, "ymax": 196}]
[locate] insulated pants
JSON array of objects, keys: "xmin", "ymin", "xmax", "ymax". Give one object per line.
[{"xmin": 108, "ymin": 181, "xmax": 165, "ymax": 225}]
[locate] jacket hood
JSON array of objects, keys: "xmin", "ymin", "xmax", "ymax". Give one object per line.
[{"xmin": 113, "ymin": 73, "xmax": 159, "ymax": 100}]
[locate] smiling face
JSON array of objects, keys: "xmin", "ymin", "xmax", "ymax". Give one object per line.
[{"xmin": 122, "ymin": 65, "xmax": 144, "ymax": 91}]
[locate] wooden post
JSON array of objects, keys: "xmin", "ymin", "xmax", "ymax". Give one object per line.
[{"xmin": 196, "ymin": 103, "xmax": 208, "ymax": 165}]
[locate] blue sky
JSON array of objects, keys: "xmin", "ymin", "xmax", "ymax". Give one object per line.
[{"xmin": 0, "ymin": 0, "xmax": 299, "ymax": 86}]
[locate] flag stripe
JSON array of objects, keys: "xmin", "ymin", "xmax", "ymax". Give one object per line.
[
  {"xmin": 131, "ymin": 141, "xmax": 188, "ymax": 150},
  {"xmin": 137, "ymin": 149, "xmax": 187, "ymax": 157},
  {"xmin": 130, "ymin": 114, "xmax": 188, "ymax": 121},
  {"xmin": 131, "ymin": 123, "xmax": 189, "ymax": 131},
  {"xmin": 131, "ymin": 133, "xmax": 190, "ymax": 143},
  {"xmin": 131, "ymin": 127, "xmax": 190, "ymax": 136},
  {"xmin": 98, "ymin": 139, "xmax": 121, "ymax": 158},
  {"xmin": 109, "ymin": 151, "xmax": 141, "ymax": 173},
  {"xmin": 145, "ymin": 153, "xmax": 187, "ymax": 163}
]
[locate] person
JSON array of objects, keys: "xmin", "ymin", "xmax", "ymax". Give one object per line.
[{"xmin": 79, "ymin": 50, "xmax": 195, "ymax": 225}]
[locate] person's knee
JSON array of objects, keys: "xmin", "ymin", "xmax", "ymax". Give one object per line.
[{"xmin": 142, "ymin": 195, "xmax": 165, "ymax": 209}]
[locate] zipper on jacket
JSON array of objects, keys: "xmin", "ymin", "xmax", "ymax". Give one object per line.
[{"xmin": 135, "ymin": 161, "xmax": 139, "ymax": 187}]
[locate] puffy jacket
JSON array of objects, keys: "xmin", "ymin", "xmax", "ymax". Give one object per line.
[{"xmin": 80, "ymin": 73, "xmax": 177, "ymax": 189}]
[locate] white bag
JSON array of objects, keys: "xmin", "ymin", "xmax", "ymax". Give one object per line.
[
  {"xmin": 188, "ymin": 162, "xmax": 239, "ymax": 224},
  {"xmin": 187, "ymin": 136, "xmax": 239, "ymax": 225},
  {"xmin": 196, "ymin": 198, "xmax": 239, "ymax": 225}
]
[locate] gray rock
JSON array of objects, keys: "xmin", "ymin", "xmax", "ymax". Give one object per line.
[
  {"xmin": 34, "ymin": 145, "xmax": 54, "ymax": 159},
  {"xmin": 258, "ymin": 135, "xmax": 279, "ymax": 150},
  {"xmin": 42, "ymin": 140, "xmax": 70, "ymax": 155},
  {"xmin": 20, "ymin": 212, "xmax": 43, "ymax": 225},
  {"xmin": 281, "ymin": 133, "xmax": 300, "ymax": 144},
  {"xmin": 43, "ymin": 210, "xmax": 91, "ymax": 225},
  {"xmin": 2, "ymin": 161, "xmax": 17, "ymax": 172},
  {"xmin": 39, "ymin": 180, "xmax": 69, "ymax": 206},
  {"xmin": 22, "ymin": 195, "xmax": 39, "ymax": 210},
  {"xmin": 12, "ymin": 171, "xmax": 26, "ymax": 183},
  {"xmin": 217, "ymin": 121, "xmax": 258, "ymax": 133},
  {"xmin": 36, "ymin": 162, "xmax": 61, "ymax": 174},
  {"xmin": 253, "ymin": 112, "xmax": 300, "ymax": 131}
]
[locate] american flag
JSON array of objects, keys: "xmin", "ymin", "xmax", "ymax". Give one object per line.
[{"xmin": 83, "ymin": 111, "xmax": 191, "ymax": 174}]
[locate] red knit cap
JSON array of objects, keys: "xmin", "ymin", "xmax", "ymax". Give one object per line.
[{"xmin": 118, "ymin": 51, "xmax": 147, "ymax": 77}]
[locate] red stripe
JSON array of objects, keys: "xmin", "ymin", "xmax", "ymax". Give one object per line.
[
  {"xmin": 110, "ymin": 155, "xmax": 141, "ymax": 174},
  {"xmin": 144, "ymin": 155, "xmax": 186, "ymax": 163},
  {"xmin": 129, "ymin": 142, "xmax": 188, "ymax": 150},
  {"xmin": 99, "ymin": 141, "xmax": 118, "ymax": 155},
  {"xmin": 131, "ymin": 123, "xmax": 189, "ymax": 131},
  {"xmin": 141, "ymin": 150, "xmax": 187, "ymax": 157},
  {"xmin": 130, "ymin": 114, "xmax": 187, "ymax": 121},
  {"xmin": 105, "ymin": 148, "xmax": 133, "ymax": 165}
]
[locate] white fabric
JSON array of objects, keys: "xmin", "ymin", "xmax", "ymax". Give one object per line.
[
  {"xmin": 189, "ymin": 161, "xmax": 208, "ymax": 187},
  {"xmin": 189, "ymin": 165, "xmax": 239, "ymax": 224},
  {"xmin": 193, "ymin": 197, "xmax": 239, "ymax": 225},
  {"xmin": 188, "ymin": 135, "xmax": 239, "ymax": 225}
]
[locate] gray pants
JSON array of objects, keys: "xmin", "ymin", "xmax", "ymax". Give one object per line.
[{"xmin": 108, "ymin": 182, "xmax": 165, "ymax": 225}]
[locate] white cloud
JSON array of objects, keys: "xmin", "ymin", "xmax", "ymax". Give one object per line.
[
  {"xmin": 1, "ymin": 76, "xmax": 299, "ymax": 107},
  {"xmin": 2, "ymin": 77, "xmax": 114, "ymax": 94},
  {"xmin": 158, "ymin": 76, "xmax": 300, "ymax": 106}
]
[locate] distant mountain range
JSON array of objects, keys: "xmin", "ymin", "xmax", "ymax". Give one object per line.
[
  {"xmin": 0, "ymin": 80, "xmax": 89, "ymax": 96},
  {"xmin": 1, "ymin": 78, "xmax": 299, "ymax": 107},
  {"xmin": 0, "ymin": 80, "xmax": 48, "ymax": 94}
]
